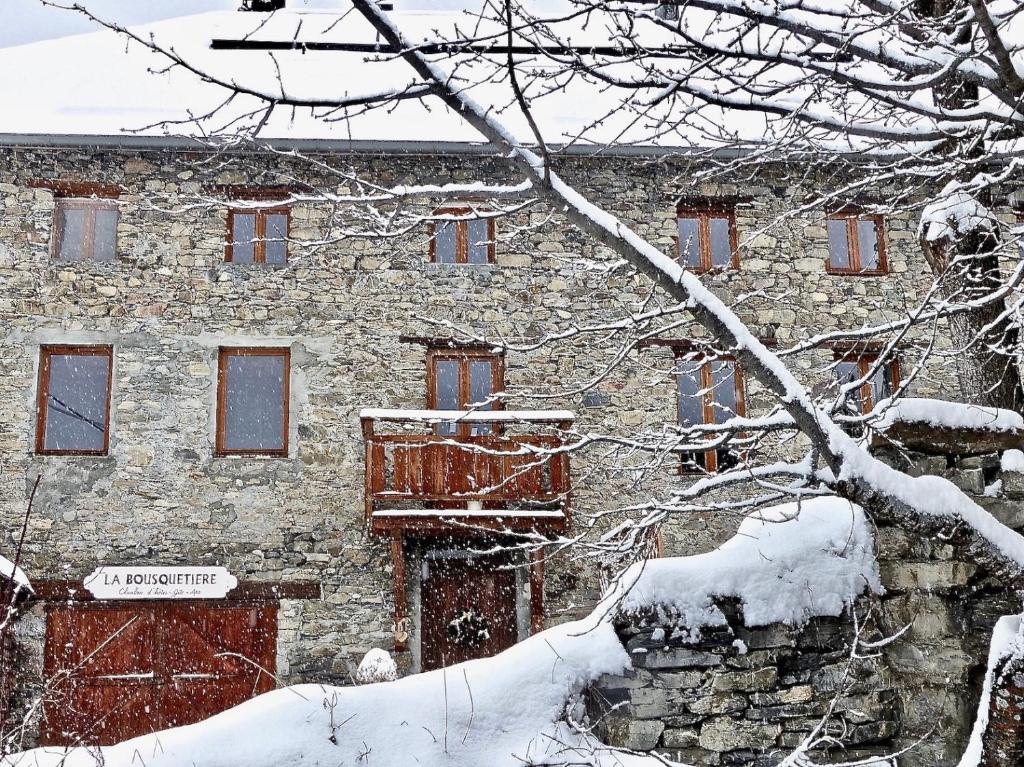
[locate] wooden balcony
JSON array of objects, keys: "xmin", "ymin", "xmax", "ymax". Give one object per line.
[{"xmin": 361, "ymin": 409, "xmax": 574, "ymax": 534}]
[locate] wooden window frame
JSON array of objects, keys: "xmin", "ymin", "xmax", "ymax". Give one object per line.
[
  {"xmin": 52, "ymin": 198, "xmax": 120, "ymax": 262},
  {"xmin": 676, "ymin": 204, "xmax": 740, "ymax": 273},
  {"xmin": 834, "ymin": 351, "xmax": 900, "ymax": 414},
  {"xmin": 825, "ymin": 210, "xmax": 889, "ymax": 276},
  {"xmin": 35, "ymin": 345, "xmax": 114, "ymax": 456},
  {"xmin": 428, "ymin": 208, "xmax": 497, "ymax": 265},
  {"xmin": 675, "ymin": 351, "xmax": 746, "ymax": 473},
  {"xmin": 426, "ymin": 348, "xmax": 505, "ymax": 438},
  {"xmin": 215, "ymin": 347, "xmax": 291, "ymax": 457},
  {"xmin": 225, "ymin": 206, "xmax": 291, "ymax": 264}
]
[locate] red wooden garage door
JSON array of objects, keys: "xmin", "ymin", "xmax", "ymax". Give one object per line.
[{"xmin": 42, "ymin": 602, "xmax": 277, "ymax": 746}]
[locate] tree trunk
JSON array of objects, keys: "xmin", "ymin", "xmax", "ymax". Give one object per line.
[
  {"xmin": 922, "ymin": 229, "xmax": 1024, "ymax": 413},
  {"xmin": 980, "ymin": 651, "xmax": 1024, "ymax": 767},
  {"xmin": 918, "ymin": 0, "xmax": 1024, "ymax": 413}
]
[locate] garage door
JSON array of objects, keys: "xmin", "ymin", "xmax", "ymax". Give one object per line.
[{"xmin": 42, "ymin": 602, "xmax": 276, "ymax": 746}]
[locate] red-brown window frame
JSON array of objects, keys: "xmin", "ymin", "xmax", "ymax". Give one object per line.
[
  {"xmin": 215, "ymin": 347, "xmax": 291, "ymax": 457},
  {"xmin": 825, "ymin": 210, "xmax": 889, "ymax": 276},
  {"xmin": 51, "ymin": 198, "xmax": 120, "ymax": 262},
  {"xmin": 676, "ymin": 204, "xmax": 740, "ymax": 273},
  {"xmin": 674, "ymin": 350, "xmax": 746, "ymax": 473},
  {"xmin": 426, "ymin": 348, "xmax": 505, "ymax": 438},
  {"xmin": 428, "ymin": 208, "xmax": 497, "ymax": 264},
  {"xmin": 834, "ymin": 351, "xmax": 901, "ymax": 414},
  {"xmin": 225, "ymin": 206, "xmax": 291, "ymax": 264},
  {"xmin": 35, "ymin": 345, "xmax": 114, "ymax": 456}
]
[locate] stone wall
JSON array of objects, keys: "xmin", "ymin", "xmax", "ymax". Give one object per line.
[
  {"xmin": 0, "ymin": 142, "xmax": 1000, "ymax": 744},
  {"xmin": 588, "ymin": 449, "xmax": 1024, "ymax": 766}
]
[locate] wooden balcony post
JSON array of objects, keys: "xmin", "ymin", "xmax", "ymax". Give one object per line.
[
  {"xmin": 391, "ymin": 532, "xmax": 409, "ymax": 652},
  {"xmin": 529, "ymin": 546, "xmax": 545, "ymax": 634}
]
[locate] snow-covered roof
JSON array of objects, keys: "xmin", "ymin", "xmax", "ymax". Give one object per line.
[{"xmin": 0, "ymin": 4, "xmax": 754, "ymax": 150}]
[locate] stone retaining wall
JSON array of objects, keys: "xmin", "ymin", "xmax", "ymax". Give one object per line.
[{"xmin": 588, "ymin": 448, "xmax": 1024, "ymax": 766}]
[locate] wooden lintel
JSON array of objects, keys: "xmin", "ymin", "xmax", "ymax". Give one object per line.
[
  {"xmin": 28, "ymin": 179, "xmax": 123, "ymax": 199},
  {"xmin": 30, "ymin": 579, "xmax": 322, "ymax": 603}
]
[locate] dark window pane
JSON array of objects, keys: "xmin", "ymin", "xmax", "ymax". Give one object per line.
[
  {"xmin": 676, "ymin": 360, "xmax": 704, "ymax": 427},
  {"xmin": 708, "ymin": 360, "xmax": 738, "ymax": 424},
  {"xmin": 827, "ymin": 219, "xmax": 851, "ymax": 269},
  {"xmin": 223, "ymin": 353, "xmax": 287, "ymax": 452},
  {"xmin": 857, "ymin": 219, "xmax": 880, "ymax": 270},
  {"xmin": 43, "ymin": 353, "xmax": 110, "ymax": 452},
  {"xmin": 433, "ymin": 359, "xmax": 460, "ymax": 435},
  {"xmin": 869, "ymin": 361, "xmax": 894, "ymax": 406},
  {"xmin": 708, "ymin": 217, "xmax": 732, "ymax": 267},
  {"xmin": 434, "ymin": 221, "xmax": 457, "ymax": 263},
  {"xmin": 57, "ymin": 206, "xmax": 87, "ymax": 261},
  {"xmin": 834, "ymin": 360, "xmax": 863, "ymax": 414},
  {"xmin": 678, "ymin": 217, "xmax": 700, "ymax": 267},
  {"xmin": 468, "ymin": 359, "xmax": 495, "ymax": 435},
  {"xmin": 92, "ymin": 208, "xmax": 118, "ymax": 261},
  {"xmin": 264, "ymin": 213, "xmax": 288, "ymax": 264},
  {"xmin": 231, "ymin": 214, "xmax": 256, "ymax": 263},
  {"xmin": 466, "ymin": 219, "xmax": 490, "ymax": 264}
]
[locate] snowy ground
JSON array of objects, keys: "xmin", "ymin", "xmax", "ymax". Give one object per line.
[{"xmin": 4, "ymin": 497, "xmax": 881, "ymax": 767}]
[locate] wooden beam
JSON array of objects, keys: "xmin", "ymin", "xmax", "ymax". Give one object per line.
[
  {"xmin": 391, "ymin": 533, "xmax": 409, "ymax": 652},
  {"xmin": 30, "ymin": 579, "xmax": 322, "ymax": 602},
  {"xmin": 529, "ymin": 547, "xmax": 545, "ymax": 634}
]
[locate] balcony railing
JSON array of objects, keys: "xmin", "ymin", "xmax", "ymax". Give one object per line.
[{"xmin": 360, "ymin": 409, "xmax": 574, "ymax": 534}]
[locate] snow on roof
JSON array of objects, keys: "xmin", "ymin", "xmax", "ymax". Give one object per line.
[
  {"xmin": 874, "ymin": 398, "xmax": 1024, "ymax": 434},
  {"xmin": 4, "ymin": 497, "xmax": 880, "ymax": 767},
  {"xmin": 614, "ymin": 496, "xmax": 880, "ymax": 631},
  {"xmin": 0, "ymin": 554, "xmax": 31, "ymax": 596},
  {"xmin": 0, "ymin": 5, "xmax": 758, "ymax": 148}
]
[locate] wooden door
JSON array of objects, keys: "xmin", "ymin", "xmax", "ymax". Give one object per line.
[
  {"xmin": 420, "ymin": 552, "xmax": 518, "ymax": 671},
  {"xmin": 42, "ymin": 603, "xmax": 276, "ymax": 746}
]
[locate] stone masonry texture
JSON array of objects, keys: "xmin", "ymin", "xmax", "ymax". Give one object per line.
[{"xmin": 0, "ymin": 143, "xmax": 1015, "ymax": 754}]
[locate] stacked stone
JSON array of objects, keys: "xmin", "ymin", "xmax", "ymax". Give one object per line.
[
  {"xmin": 589, "ymin": 601, "xmax": 898, "ymax": 766},
  {"xmin": 591, "ymin": 449, "xmax": 1024, "ymax": 766}
]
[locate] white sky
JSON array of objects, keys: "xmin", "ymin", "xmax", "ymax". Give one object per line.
[{"xmin": 0, "ymin": 0, "xmax": 471, "ymax": 48}]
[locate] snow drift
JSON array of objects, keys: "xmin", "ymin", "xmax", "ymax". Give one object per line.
[
  {"xmin": 614, "ymin": 497, "xmax": 880, "ymax": 632},
  {"xmin": 4, "ymin": 498, "xmax": 877, "ymax": 767}
]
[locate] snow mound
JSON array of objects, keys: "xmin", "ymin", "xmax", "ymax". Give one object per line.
[
  {"xmin": 3, "ymin": 613, "xmax": 630, "ymax": 767},
  {"xmin": 1002, "ymin": 449, "xmax": 1024, "ymax": 473},
  {"xmin": 614, "ymin": 497, "xmax": 880, "ymax": 631},
  {"xmin": 920, "ymin": 182, "xmax": 997, "ymax": 243},
  {"xmin": 4, "ymin": 498, "xmax": 880, "ymax": 767},
  {"xmin": 956, "ymin": 614, "xmax": 1024, "ymax": 767},
  {"xmin": 874, "ymin": 398, "xmax": 1024, "ymax": 433},
  {"xmin": 355, "ymin": 648, "xmax": 398, "ymax": 684},
  {"xmin": 0, "ymin": 554, "xmax": 31, "ymax": 596}
]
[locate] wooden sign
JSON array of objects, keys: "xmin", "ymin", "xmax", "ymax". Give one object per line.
[{"xmin": 83, "ymin": 566, "xmax": 237, "ymax": 600}]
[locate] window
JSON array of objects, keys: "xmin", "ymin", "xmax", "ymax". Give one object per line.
[
  {"xmin": 677, "ymin": 205, "xmax": 738, "ymax": 272},
  {"xmin": 834, "ymin": 352, "xmax": 899, "ymax": 415},
  {"xmin": 36, "ymin": 346, "xmax": 113, "ymax": 455},
  {"xmin": 227, "ymin": 208, "xmax": 289, "ymax": 264},
  {"xmin": 216, "ymin": 348, "xmax": 290, "ymax": 456},
  {"xmin": 826, "ymin": 211, "xmax": 887, "ymax": 274},
  {"xmin": 53, "ymin": 199, "xmax": 119, "ymax": 262},
  {"xmin": 430, "ymin": 209, "xmax": 495, "ymax": 264},
  {"xmin": 427, "ymin": 349, "xmax": 504, "ymax": 436},
  {"xmin": 676, "ymin": 353, "xmax": 745, "ymax": 472}
]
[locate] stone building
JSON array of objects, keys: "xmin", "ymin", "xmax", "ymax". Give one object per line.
[{"xmin": 0, "ymin": 5, "xmax": 1020, "ymax": 763}]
